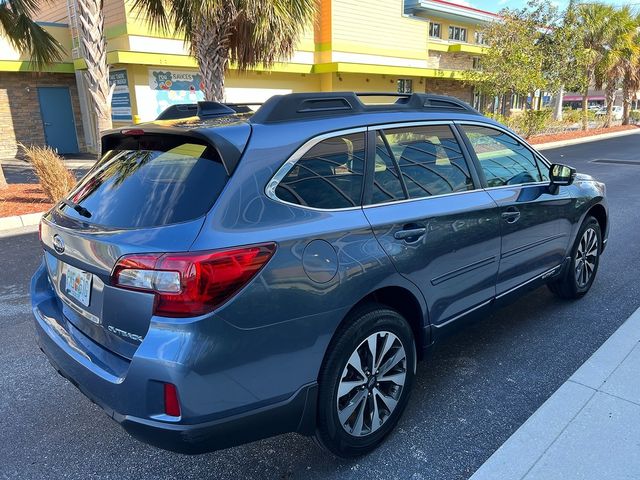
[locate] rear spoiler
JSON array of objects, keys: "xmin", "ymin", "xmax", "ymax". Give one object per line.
[{"xmin": 100, "ymin": 123, "xmax": 251, "ymax": 176}]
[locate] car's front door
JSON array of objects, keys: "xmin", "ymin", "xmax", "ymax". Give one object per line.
[
  {"xmin": 458, "ymin": 123, "xmax": 574, "ymax": 296},
  {"xmin": 362, "ymin": 123, "xmax": 501, "ymax": 326}
]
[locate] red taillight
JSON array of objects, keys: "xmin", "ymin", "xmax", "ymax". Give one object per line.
[
  {"xmin": 111, "ymin": 243, "xmax": 276, "ymax": 317},
  {"xmin": 163, "ymin": 383, "xmax": 181, "ymax": 417},
  {"xmin": 38, "ymin": 220, "xmax": 42, "ymax": 242},
  {"xmin": 121, "ymin": 128, "xmax": 145, "ymax": 136}
]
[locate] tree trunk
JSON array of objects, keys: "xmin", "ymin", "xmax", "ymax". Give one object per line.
[
  {"xmin": 622, "ymin": 70, "xmax": 632, "ymax": 125},
  {"xmin": 604, "ymin": 83, "xmax": 615, "ymax": 128},
  {"xmin": 77, "ymin": 0, "xmax": 112, "ymax": 155},
  {"xmin": 0, "ymin": 165, "xmax": 7, "ymax": 191},
  {"xmin": 581, "ymin": 84, "xmax": 590, "ymax": 131},
  {"xmin": 192, "ymin": 21, "xmax": 230, "ymax": 102},
  {"xmin": 553, "ymin": 85, "xmax": 564, "ymax": 121}
]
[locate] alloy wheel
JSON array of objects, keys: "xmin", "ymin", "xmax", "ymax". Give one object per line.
[
  {"xmin": 336, "ymin": 331, "xmax": 407, "ymax": 437},
  {"xmin": 575, "ymin": 227, "xmax": 599, "ymax": 288}
]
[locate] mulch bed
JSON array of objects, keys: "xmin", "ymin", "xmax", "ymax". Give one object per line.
[
  {"xmin": 0, "ymin": 184, "xmax": 53, "ymax": 217},
  {"xmin": 528, "ymin": 124, "xmax": 639, "ymax": 145}
]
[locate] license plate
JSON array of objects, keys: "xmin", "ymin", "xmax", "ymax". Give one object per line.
[{"xmin": 64, "ymin": 264, "xmax": 92, "ymax": 307}]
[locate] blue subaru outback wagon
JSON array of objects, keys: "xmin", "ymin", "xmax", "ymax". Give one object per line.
[{"xmin": 32, "ymin": 92, "xmax": 608, "ymax": 457}]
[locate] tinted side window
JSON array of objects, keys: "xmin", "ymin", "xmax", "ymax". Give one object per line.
[
  {"xmin": 462, "ymin": 125, "xmax": 544, "ymax": 187},
  {"xmin": 383, "ymin": 125, "xmax": 474, "ymax": 199},
  {"xmin": 370, "ymin": 133, "xmax": 406, "ymax": 205},
  {"xmin": 275, "ymin": 133, "xmax": 365, "ymax": 209}
]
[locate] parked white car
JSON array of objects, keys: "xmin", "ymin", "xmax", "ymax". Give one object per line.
[{"xmin": 595, "ymin": 105, "xmax": 623, "ymax": 120}]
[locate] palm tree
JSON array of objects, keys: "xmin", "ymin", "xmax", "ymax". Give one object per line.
[
  {"xmin": 131, "ymin": 0, "xmax": 317, "ymax": 101},
  {"xmin": 593, "ymin": 6, "xmax": 638, "ymax": 128},
  {"xmin": 575, "ymin": 3, "xmax": 618, "ymax": 131},
  {"xmin": 75, "ymin": 0, "xmax": 113, "ymax": 150},
  {"xmin": 621, "ymin": 17, "xmax": 640, "ymax": 125},
  {"xmin": 0, "ymin": 0, "xmax": 65, "ymax": 189}
]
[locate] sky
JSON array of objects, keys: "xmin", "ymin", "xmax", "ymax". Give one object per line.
[{"xmin": 448, "ymin": 0, "xmax": 637, "ymax": 14}]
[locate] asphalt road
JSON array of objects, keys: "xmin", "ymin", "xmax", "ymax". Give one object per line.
[{"xmin": 2, "ymin": 133, "xmax": 640, "ymax": 480}]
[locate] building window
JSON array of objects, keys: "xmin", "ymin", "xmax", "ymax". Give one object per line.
[
  {"xmin": 397, "ymin": 79, "xmax": 413, "ymax": 94},
  {"xmin": 474, "ymin": 31, "xmax": 487, "ymax": 45},
  {"xmin": 448, "ymin": 26, "xmax": 467, "ymax": 42},
  {"xmin": 429, "ymin": 22, "xmax": 441, "ymax": 39},
  {"xmin": 472, "ymin": 57, "xmax": 482, "ymax": 70}
]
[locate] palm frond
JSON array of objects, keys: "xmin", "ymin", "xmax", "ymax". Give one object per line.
[{"xmin": 0, "ymin": 2, "xmax": 64, "ymax": 69}]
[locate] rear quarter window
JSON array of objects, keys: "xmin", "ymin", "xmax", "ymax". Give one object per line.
[
  {"xmin": 61, "ymin": 135, "xmax": 228, "ymax": 228},
  {"xmin": 274, "ymin": 133, "xmax": 366, "ymax": 209}
]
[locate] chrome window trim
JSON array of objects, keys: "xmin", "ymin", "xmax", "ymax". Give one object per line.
[
  {"xmin": 482, "ymin": 181, "xmax": 550, "ymax": 192},
  {"xmin": 265, "ymin": 120, "xmax": 468, "ymax": 212},
  {"xmin": 264, "ymin": 126, "xmax": 368, "ymax": 212},
  {"xmin": 362, "ymin": 187, "xmax": 483, "ymax": 210},
  {"xmin": 264, "ymin": 119, "xmax": 552, "ymax": 213}
]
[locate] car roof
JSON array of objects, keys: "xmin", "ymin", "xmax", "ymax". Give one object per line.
[
  {"xmin": 114, "ymin": 92, "xmax": 482, "ymax": 131},
  {"xmin": 100, "ymin": 92, "xmax": 508, "ymax": 174}
]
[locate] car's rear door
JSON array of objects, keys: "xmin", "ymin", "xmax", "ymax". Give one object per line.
[
  {"xmin": 457, "ymin": 123, "xmax": 574, "ymax": 296},
  {"xmin": 362, "ymin": 122, "xmax": 501, "ymax": 327}
]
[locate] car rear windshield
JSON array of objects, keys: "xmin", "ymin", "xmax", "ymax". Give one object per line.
[{"xmin": 60, "ymin": 134, "xmax": 228, "ymax": 228}]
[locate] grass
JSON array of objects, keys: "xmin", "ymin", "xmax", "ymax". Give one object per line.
[{"xmin": 20, "ymin": 144, "xmax": 76, "ymax": 203}]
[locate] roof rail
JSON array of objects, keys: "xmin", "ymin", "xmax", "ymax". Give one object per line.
[
  {"xmin": 156, "ymin": 101, "xmax": 263, "ymax": 120},
  {"xmin": 250, "ymin": 92, "xmax": 480, "ymax": 124}
]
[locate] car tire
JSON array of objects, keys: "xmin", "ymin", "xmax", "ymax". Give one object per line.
[
  {"xmin": 548, "ymin": 215, "xmax": 602, "ymax": 299},
  {"xmin": 314, "ymin": 303, "xmax": 416, "ymax": 457}
]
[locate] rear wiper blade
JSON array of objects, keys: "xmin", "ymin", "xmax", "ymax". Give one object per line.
[{"xmin": 60, "ymin": 198, "xmax": 92, "ymax": 218}]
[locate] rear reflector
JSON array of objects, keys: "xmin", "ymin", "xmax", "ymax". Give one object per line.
[
  {"xmin": 163, "ymin": 383, "xmax": 181, "ymax": 417},
  {"xmin": 111, "ymin": 243, "xmax": 277, "ymax": 317}
]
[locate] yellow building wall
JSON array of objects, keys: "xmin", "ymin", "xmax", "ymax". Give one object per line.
[
  {"xmin": 328, "ymin": 0, "xmax": 428, "ymax": 62},
  {"xmin": 426, "ymin": 15, "xmax": 485, "ymax": 48},
  {"xmin": 124, "ymin": 65, "xmax": 322, "ymax": 122},
  {"xmin": 36, "ymin": 0, "xmax": 126, "ymax": 30},
  {"xmin": 34, "ymin": 0, "xmax": 68, "ymax": 23},
  {"xmin": 0, "ymin": 25, "xmax": 73, "ymax": 68}
]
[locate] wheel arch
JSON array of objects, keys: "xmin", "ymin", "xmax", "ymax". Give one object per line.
[
  {"xmin": 587, "ymin": 203, "xmax": 607, "ymax": 241},
  {"xmin": 327, "ymin": 285, "xmax": 429, "ymax": 364}
]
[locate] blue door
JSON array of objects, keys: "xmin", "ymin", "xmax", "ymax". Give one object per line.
[{"xmin": 37, "ymin": 87, "xmax": 79, "ymax": 154}]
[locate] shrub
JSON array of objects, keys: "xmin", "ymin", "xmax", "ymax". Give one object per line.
[
  {"xmin": 20, "ymin": 144, "xmax": 76, "ymax": 203},
  {"xmin": 630, "ymin": 110, "xmax": 640, "ymax": 123},
  {"xmin": 518, "ymin": 109, "xmax": 552, "ymax": 138},
  {"xmin": 486, "ymin": 110, "xmax": 552, "ymax": 138}
]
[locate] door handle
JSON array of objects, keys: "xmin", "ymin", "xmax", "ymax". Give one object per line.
[
  {"xmin": 43, "ymin": 122, "xmax": 52, "ymax": 126},
  {"xmin": 394, "ymin": 227, "xmax": 427, "ymax": 241},
  {"xmin": 501, "ymin": 208, "xmax": 521, "ymax": 224}
]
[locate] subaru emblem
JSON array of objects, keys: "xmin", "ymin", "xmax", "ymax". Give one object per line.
[{"xmin": 52, "ymin": 234, "xmax": 65, "ymax": 254}]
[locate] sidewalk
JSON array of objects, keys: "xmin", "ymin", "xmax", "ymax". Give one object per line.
[
  {"xmin": 0, "ymin": 153, "xmax": 97, "ymax": 169},
  {"xmin": 470, "ymin": 306, "xmax": 640, "ymax": 480}
]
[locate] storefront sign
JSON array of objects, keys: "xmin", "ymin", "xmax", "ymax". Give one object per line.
[
  {"xmin": 149, "ymin": 69, "xmax": 205, "ymax": 117},
  {"xmin": 109, "ymin": 69, "xmax": 133, "ymax": 122}
]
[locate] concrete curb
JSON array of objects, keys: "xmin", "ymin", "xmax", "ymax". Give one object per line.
[
  {"xmin": 0, "ymin": 211, "xmax": 44, "ymax": 232},
  {"xmin": 469, "ymin": 305, "xmax": 640, "ymax": 480},
  {"xmin": 534, "ymin": 128, "xmax": 640, "ymax": 151},
  {"xmin": 0, "ymin": 159, "xmax": 94, "ymax": 169}
]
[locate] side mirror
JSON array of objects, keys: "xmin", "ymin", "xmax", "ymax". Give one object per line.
[{"xmin": 549, "ymin": 164, "xmax": 576, "ymax": 186}]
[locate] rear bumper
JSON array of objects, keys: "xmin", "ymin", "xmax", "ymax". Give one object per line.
[
  {"xmin": 39, "ymin": 336, "xmax": 317, "ymax": 454},
  {"xmin": 31, "ymin": 262, "xmax": 318, "ymax": 454}
]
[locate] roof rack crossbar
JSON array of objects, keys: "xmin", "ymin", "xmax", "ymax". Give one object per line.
[{"xmin": 250, "ymin": 92, "xmax": 479, "ymax": 124}]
